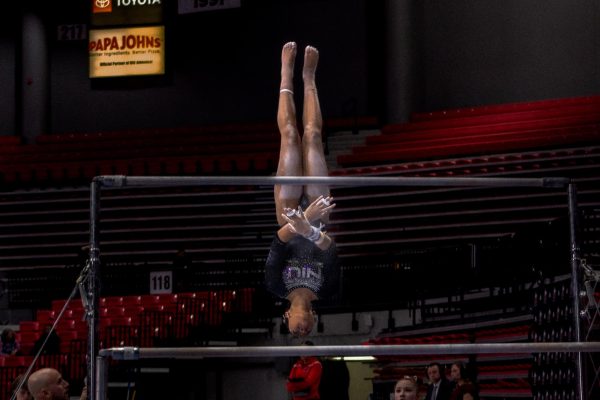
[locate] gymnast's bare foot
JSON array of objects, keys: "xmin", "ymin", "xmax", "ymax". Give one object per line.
[
  {"xmin": 302, "ymin": 45, "xmax": 319, "ymax": 89},
  {"xmin": 280, "ymin": 42, "xmax": 297, "ymax": 92}
]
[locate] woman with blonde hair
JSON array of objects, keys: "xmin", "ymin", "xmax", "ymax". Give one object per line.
[{"xmin": 394, "ymin": 376, "xmax": 419, "ymax": 400}]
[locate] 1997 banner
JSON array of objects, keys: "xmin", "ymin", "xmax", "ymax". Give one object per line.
[{"xmin": 178, "ymin": 0, "xmax": 241, "ymax": 14}]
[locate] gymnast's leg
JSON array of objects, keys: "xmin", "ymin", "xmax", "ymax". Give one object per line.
[
  {"xmin": 301, "ymin": 45, "xmax": 331, "ymax": 222},
  {"xmin": 275, "ymin": 42, "xmax": 303, "ymax": 227}
]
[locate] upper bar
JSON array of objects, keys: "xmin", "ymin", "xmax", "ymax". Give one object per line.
[
  {"xmin": 95, "ymin": 175, "xmax": 571, "ymax": 188},
  {"xmin": 100, "ymin": 342, "xmax": 600, "ymax": 360}
]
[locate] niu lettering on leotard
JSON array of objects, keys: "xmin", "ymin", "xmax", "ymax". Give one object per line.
[{"xmin": 265, "ymin": 234, "xmax": 339, "ymax": 300}]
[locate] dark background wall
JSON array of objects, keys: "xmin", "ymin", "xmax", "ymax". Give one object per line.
[
  {"xmin": 48, "ymin": 0, "xmax": 370, "ymax": 133},
  {"xmin": 0, "ymin": 18, "xmax": 17, "ymax": 137},
  {"xmin": 417, "ymin": 0, "xmax": 600, "ymax": 111},
  {"xmin": 0, "ymin": 0, "xmax": 599, "ymax": 136}
]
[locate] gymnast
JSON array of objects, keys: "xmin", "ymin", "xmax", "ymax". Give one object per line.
[{"xmin": 265, "ymin": 42, "xmax": 339, "ymax": 337}]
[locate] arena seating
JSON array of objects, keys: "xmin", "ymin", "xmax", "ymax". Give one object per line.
[
  {"xmin": 410, "ymin": 95, "xmax": 600, "ymax": 121},
  {"xmin": 0, "ymin": 122, "xmax": 280, "ymax": 186},
  {"xmin": 0, "ymin": 135, "xmax": 22, "ymax": 154},
  {"xmin": 0, "ymin": 287, "xmax": 261, "ymax": 398},
  {"xmin": 22, "ymin": 289, "xmax": 256, "ymax": 336},
  {"xmin": 344, "ymin": 94, "xmax": 600, "ymax": 400},
  {"xmin": 0, "ymin": 116, "xmax": 377, "ymax": 187},
  {"xmin": 338, "ymin": 96, "xmax": 600, "ymax": 167},
  {"xmin": 368, "ymin": 314, "xmax": 534, "ymax": 399}
]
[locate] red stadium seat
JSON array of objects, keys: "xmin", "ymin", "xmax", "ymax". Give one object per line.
[{"xmin": 19, "ymin": 321, "xmax": 39, "ymax": 332}]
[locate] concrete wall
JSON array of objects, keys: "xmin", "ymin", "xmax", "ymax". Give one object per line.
[
  {"xmin": 0, "ymin": 12, "xmax": 17, "ymax": 136},
  {"xmin": 416, "ymin": 0, "xmax": 600, "ymax": 111}
]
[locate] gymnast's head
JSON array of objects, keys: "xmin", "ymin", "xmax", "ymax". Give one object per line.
[{"xmin": 284, "ymin": 306, "xmax": 317, "ymax": 337}]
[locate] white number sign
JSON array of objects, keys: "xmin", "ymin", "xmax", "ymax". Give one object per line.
[{"xmin": 150, "ymin": 271, "xmax": 172, "ymax": 294}]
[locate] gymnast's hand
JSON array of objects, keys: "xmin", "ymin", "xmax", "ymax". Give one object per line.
[
  {"xmin": 304, "ymin": 195, "xmax": 335, "ymax": 223},
  {"xmin": 281, "ymin": 206, "xmax": 313, "ymax": 237}
]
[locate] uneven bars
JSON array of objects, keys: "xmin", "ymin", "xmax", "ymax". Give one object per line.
[
  {"xmin": 89, "ymin": 174, "xmax": 579, "ymax": 400},
  {"xmin": 100, "ymin": 343, "xmax": 600, "ymax": 360},
  {"xmin": 94, "ymin": 175, "xmax": 571, "ymax": 188}
]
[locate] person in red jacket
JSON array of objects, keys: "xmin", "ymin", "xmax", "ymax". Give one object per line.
[{"xmin": 287, "ymin": 341, "xmax": 323, "ymax": 400}]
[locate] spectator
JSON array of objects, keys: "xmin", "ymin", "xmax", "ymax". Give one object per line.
[
  {"xmin": 449, "ymin": 362, "xmax": 477, "ymax": 400},
  {"xmin": 461, "ymin": 390, "xmax": 478, "ymax": 400},
  {"xmin": 394, "ymin": 376, "xmax": 419, "ymax": 400},
  {"xmin": 319, "ymin": 358, "xmax": 350, "ymax": 400},
  {"xmin": 1, "ymin": 328, "xmax": 20, "ymax": 356},
  {"xmin": 172, "ymin": 248, "xmax": 191, "ymax": 270},
  {"xmin": 10, "ymin": 374, "xmax": 32, "ymax": 400},
  {"xmin": 79, "ymin": 377, "xmax": 88, "ymax": 400},
  {"xmin": 425, "ymin": 362, "xmax": 452, "ymax": 400},
  {"xmin": 31, "ymin": 326, "xmax": 60, "ymax": 356},
  {"xmin": 286, "ymin": 340, "xmax": 323, "ymax": 399},
  {"xmin": 455, "ymin": 383, "xmax": 479, "ymax": 400},
  {"xmin": 27, "ymin": 368, "xmax": 69, "ymax": 400}
]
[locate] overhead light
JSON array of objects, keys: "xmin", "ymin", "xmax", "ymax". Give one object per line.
[{"xmin": 332, "ymin": 356, "xmax": 375, "ymax": 361}]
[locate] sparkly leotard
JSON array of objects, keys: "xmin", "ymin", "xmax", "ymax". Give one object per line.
[{"xmin": 265, "ymin": 233, "xmax": 339, "ymax": 299}]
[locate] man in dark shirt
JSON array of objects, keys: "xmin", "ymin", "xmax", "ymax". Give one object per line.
[
  {"xmin": 31, "ymin": 325, "xmax": 61, "ymax": 356},
  {"xmin": 425, "ymin": 363, "xmax": 453, "ymax": 400}
]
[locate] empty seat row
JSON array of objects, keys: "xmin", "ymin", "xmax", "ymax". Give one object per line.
[
  {"xmin": 34, "ymin": 122, "xmax": 279, "ymax": 145},
  {"xmin": 475, "ymin": 325, "xmax": 530, "ymax": 342},
  {"xmin": 23, "ymin": 289, "xmax": 255, "ymax": 337},
  {"xmin": 339, "ymin": 124, "xmax": 600, "ymax": 166},
  {"xmin": 390, "ymin": 101, "xmax": 600, "ymax": 133},
  {"xmin": 367, "ymin": 332, "xmax": 470, "ymax": 346},
  {"xmin": 11, "ymin": 289, "xmax": 256, "ymax": 368},
  {"xmin": 0, "ymin": 153, "xmax": 278, "ymax": 185},
  {"xmin": 0, "ymin": 139, "xmax": 280, "ymax": 164},
  {"xmin": 374, "ymin": 116, "xmax": 600, "ymax": 145},
  {"xmin": 410, "ymin": 95, "xmax": 600, "ymax": 122},
  {"xmin": 332, "ymin": 146, "xmax": 600, "ymax": 177}
]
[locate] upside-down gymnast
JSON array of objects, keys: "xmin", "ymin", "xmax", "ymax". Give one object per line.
[{"xmin": 265, "ymin": 42, "xmax": 339, "ymax": 337}]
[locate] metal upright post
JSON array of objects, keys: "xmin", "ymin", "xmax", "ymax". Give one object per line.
[
  {"xmin": 568, "ymin": 183, "xmax": 584, "ymax": 400},
  {"xmin": 95, "ymin": 355, "xmax": 109, "ymax": 400},
  {"xmin": 88, "ymin": 179, "xmax": 102, "ymax": 400}
]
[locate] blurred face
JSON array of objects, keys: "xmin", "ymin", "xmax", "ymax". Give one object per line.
[
  {"xmin": 16, "ymin": 388, "xmax": 32, "ymax": 400},
  {"xmin": 394, "ymin": 379, "xmax": 417, "ymax": 400},
  {"xmin": 450, "ymin": 364, "xmax": 462, "ymax": 381},
  {"xmin": 463, "ymin": 394, "xmax": 474, "ymax": 400},
  {"xmin": 427, "ymin": 365, "xmax": 441, "ymax": 384},
  {"xmin": 286, "ymin": 310, "xmax": 315, "ymax": 337},
  {"xmin": 45, "ymin": 370, "xmax": 69, "ymax": 400}
]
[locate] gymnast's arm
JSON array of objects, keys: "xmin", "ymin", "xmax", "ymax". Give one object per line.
[
  {"xmin": 279, "ymin": 205, "xmax": 334, "ymax": 251},
  {"xmin": 276, "ymin": 223, "xmax": 333, "ymax": 251}
]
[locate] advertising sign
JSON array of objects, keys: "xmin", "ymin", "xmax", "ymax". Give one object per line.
[
  {"xmin": 89, "ymin": 26, "xmax": 165, "ymax": 78},
  {"xmin": 91, "ymin": 0, "xmax": 163, "ymax": 26}
]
